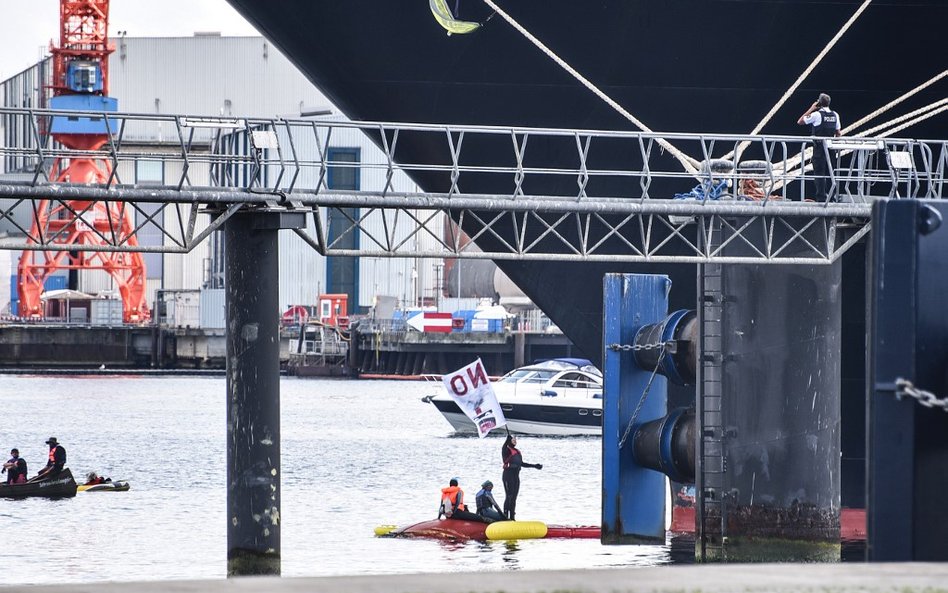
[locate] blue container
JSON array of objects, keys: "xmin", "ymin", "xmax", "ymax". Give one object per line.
[
  {"xmin": 9, "ymin": 275, "xmax": 17, "ymax": 316},
  {"xmin": 44, "ymin": 276, "xmax": 68, "ymax": 291}
]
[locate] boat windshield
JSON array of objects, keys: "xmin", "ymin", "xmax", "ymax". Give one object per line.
[{"xmin": 500, "ymin": 369, "xmax": 557, "ymax": 384}]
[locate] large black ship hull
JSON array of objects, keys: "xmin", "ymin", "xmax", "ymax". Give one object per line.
[{"xmin": 226, "ymin": 0, "xmax": 946, "ymax": 363}]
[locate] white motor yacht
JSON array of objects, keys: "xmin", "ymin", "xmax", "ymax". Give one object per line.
[{"xmin": 424, "ymin": 358, "xmax": 603, "ymax": 436}]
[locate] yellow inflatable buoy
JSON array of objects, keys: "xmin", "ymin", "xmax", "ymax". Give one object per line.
[
  {"xmin": 485, "ymin": 520, "xmax": 548, "ymax": 540},
  {"xmin": 374, "ymin": 525, "xmax": 399, "ymax": 536}
]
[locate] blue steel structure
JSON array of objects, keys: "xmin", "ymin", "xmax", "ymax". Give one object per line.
[{"xmin": 601, "ymin": 273, "xmax": 670, "ymax": 543}]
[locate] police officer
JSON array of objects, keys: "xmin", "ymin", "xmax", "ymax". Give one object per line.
[{"xmin": 798, "ymin": 93, "xmax": 842, "ymax": 202}]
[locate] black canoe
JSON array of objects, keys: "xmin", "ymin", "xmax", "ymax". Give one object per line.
[{"xmin": 0, "ymin": 469, "xmax": 78, "ymax": 499}]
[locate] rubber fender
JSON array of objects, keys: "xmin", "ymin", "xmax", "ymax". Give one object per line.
[
  {"xmin": 485, "ymin": 520, "xmax": 548, "ymax": 540},
  {"xmin": 374, "ymin": 525, "xmax": 399, "ymax": 536}
]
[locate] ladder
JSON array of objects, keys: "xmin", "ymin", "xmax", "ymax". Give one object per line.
[{"xmin": 697, "ymin": 231, "xmax": 727, "ymax": 561}]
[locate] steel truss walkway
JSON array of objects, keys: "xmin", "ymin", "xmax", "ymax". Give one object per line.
[{"xmin": 0, "ymin": 107, "xmax": 945, "ymax": 264}]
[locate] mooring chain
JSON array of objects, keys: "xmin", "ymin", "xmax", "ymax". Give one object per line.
[
  {"xmin": 893, "ymin": 378, "xmax": 948, "ymax": 413},
  {"xmin": 608, "ymin": 340, "xmax": 677, "ymax": 353},
  {"xmin": 615, "ymin": 342, "xmax": 669, "ymax": 450}
]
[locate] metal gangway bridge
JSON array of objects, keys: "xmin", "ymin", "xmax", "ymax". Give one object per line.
[{"xmin": 0, "ymin": 107, "xmax": 945, "ymax": 265}]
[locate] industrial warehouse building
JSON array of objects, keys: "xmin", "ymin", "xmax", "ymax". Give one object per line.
[{"xmin": 0, "ymin": 35, "xmax": 471, "ymax": 322}]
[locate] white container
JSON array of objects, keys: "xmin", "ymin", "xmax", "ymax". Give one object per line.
[
  {"xmin": 91, "ymin": 299, "xmax": 124, "ymax": 325},
  {"xmin": 199, "ymin": 288, "xmax": 226, "ymax": 329}
]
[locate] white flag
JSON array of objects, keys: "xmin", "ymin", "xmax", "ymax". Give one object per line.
[{"xmin": 441, "ymin": 358, "xmax": 507, "ymax": 438}]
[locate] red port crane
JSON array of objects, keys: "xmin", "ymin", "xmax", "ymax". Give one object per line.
[{"xmin": 17, "ymin": 0, "xmax": 149, "ymax": 323}]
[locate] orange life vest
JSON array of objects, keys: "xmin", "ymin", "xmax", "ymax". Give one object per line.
[
  {"xmin": 48, "ymin": 448, "xmax": 56, "ymax": 463},
  {"xmin": 440, "ymin": 485, "xmax": 466, "ymax": 515}
]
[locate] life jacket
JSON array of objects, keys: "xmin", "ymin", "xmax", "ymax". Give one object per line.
[
  {"xmin": 503, "ymin": 446, "xmax": 520, "ymax": 469},
  {"xmin": 48, "ymin": 445, "xmax": 65, "ymax": 467},
  {"xmin": 440, "ymin": 485, "xmax": 466, "ymax": 517},
  {"xmin": 812, "ymin": 109, "xmax": 838, "ymax": 138}
]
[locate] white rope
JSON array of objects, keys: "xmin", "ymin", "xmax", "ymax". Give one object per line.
[
  {"xmin": 852, "ymin": 98, "xmax": 948, "ymax": 138},
  {"xmin": 861, "ymin": 103, "xmax": 948, "ymax": 140},
  {"xmin": 844, "ymin": 70, "xmax": 948, "ymax": 134},
  {"xmin": 729, "ymin": 0, "xmax": 873, "ymax": 161},
  {"xmin": 480, "ymin": 0, "xmax": 699, "ymax": 174}
]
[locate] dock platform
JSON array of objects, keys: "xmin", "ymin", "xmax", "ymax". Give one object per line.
[{"xmin": 4, "ymin": 564, "xmax": 948, "ymax": 593}]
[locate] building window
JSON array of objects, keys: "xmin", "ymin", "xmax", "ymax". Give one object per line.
[
  {"xmin": 326, "ymin": 148, "xmax": 360, "ymax": 308},
  {"xmin": 134, "ymin": 160, "xmax": 164, "ymax": 279}
]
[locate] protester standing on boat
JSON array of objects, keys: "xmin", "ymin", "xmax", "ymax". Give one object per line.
[
  {"xmin": 475, "ymin": 480, "xmax": 505, "ymax": 523},
  {"xmin": 2, "ymin": 448, "xmax": 27, "ymax": 484},
  {"xmin": 36, "ymin": 437, "xmax": 66, "ymax": 478},
  {"xmin": 501, "ymin": 435, "xmax": 542, "ymax": 521},
  {"xmin": 798, "ymin": 93, "xmax": 841, "ymax": 202}
]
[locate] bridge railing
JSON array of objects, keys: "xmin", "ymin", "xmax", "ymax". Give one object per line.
[
  {"xmin": 0, "ymin": 107, "xmax": 945, "ymax": 263},
  {"xmin": 1, "ymin": 107, "xmax": 944, "ymax": 202}
]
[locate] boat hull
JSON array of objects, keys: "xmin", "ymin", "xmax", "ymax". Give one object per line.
[
  {"xmin": 77, "ymin": 481, "xmax": 130, "ymax": 492},
  {"xmin": 432, "ymin": 400, "xmax": 600, "ymax": 436},
  {"xmin": 386, "ymin": 519, "xmax": 597, "ymax": 541},
  {"xmin": 0, "ymin": 469, "xmax": 78, "ymax": 499}
]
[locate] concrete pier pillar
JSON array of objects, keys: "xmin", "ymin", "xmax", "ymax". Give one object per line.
[{"xmin": 224, "ymin": 209, "xmax": 304, "ymax": 576}]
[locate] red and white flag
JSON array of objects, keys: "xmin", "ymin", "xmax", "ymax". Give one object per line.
[{"xmin": 441, "ymin": 358, "xmax": 507, "ymax": 438}]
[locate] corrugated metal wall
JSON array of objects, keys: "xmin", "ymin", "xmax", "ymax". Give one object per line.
[
  {"xmin": 111, "ymin": 36, "xmax": 330, "ymax": 129},
  {"xmin": 0, "ymin": 36, "xmax": 451, "ymax": 316},
  {"xmin": 0, "ymin": 250, "xmax": 10, "ymax": 314},
  {"xmin": 262, "ymin": 121, "xmax": 447, "ymax": 312}
]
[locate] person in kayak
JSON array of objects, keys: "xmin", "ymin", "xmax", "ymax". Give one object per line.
[
  {"xmin": 84, "ymin": 472, "xmax": 112, "ymax": 486},
  {"xmin": 2, "ymin": 448, "xmax": 27, "ymax": 484},
  {"xmin": 36, "ymin": 437, "xmax": 66, "ymax": 478},
  {"xmin": 501, "ymin": 435, "xmax": 542, "ymax": 521},
  {"xmin": 475, "ymin": 480, "xmax": 505, "ymax": 523},
  {"xmin": 438, "ymin": 478, "xmax": 483, "ymax": 521}
]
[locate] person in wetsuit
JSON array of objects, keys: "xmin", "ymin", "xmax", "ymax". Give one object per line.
[
  {"xmin": 501, "ymin": 435, "xmax": 542, "ymax": 521},
  {"xmin": 36, "ymin": 437, "xmax": 66, "ymax": 478},
  {"xmin": 797, "ymin": 93, "xmax": 841, "ymax": 202},
  {"xmin": 2, "ymin": 448, "xmax": 27, "ymax": 484},
  {"xmin": 475, "ymin": 480, "xmax": 505, "ymax": 523}
]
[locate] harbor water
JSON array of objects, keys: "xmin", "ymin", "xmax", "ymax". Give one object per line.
[{"xmin": 0, "ymin": 375, "xmax": 690, "ymax": 585}]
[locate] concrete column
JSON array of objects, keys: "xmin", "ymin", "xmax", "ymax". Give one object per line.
[{"xmin": 224, "ymin": 210, "xmax": 302, "ymax": 576}]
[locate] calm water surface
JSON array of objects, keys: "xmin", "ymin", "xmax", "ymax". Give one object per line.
[{"xmin": 0, "ymin": 375, "xmax": 689, "ymax": 585}]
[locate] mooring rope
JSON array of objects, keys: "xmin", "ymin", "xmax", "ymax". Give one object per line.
[
  {"xmin": 479, "ymin": 0, "xmax": 699, "ymax": 174},
  {"xmin": 728, "ymin": 0, "xmax": 873, "ymax": 162},
  {"xmin": 843, "ymin": 70, "xmax": 948, "ymax": 135}
]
